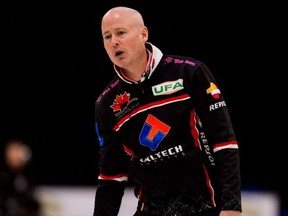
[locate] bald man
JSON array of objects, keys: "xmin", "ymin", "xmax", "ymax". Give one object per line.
[{"xmin": 93, "ymin": 6, "xmax": 242, "ymax": 216}]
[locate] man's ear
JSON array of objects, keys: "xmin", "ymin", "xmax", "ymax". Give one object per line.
[{"xmin": 142, "ymin": 26, "xmax": 149, "ymax": 41}]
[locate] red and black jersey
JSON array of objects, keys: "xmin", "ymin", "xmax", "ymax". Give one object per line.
[{"xmin": 93, "ymin": 43, "xmax": 242, "ymax": 216}]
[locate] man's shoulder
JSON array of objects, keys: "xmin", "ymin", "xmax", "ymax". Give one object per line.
[
  {"xmin": 162, "ymin": 54, "xmax": 202, "ymax": 64},
  {"xmin": 161, "ymin": 54, "xmax": 203, "ymax": 68},
  {"xmin": 95, "ymin": 76, "xmax": 121, "ymax": 105}
]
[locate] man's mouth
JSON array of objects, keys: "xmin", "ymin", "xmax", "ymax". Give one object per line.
[{"xmin": 115, "ymin": 51, "xmax": 123, "ymax": 57}]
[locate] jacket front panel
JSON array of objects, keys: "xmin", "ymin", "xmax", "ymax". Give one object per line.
[{"xmin": 94, "ymin": 44, "xmax": 241, "ymax": 215}]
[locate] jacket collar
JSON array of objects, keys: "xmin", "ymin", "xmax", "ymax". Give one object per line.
[{"xmin": 114, "ymin": 42, "xmax": 163, "ymax": 84}]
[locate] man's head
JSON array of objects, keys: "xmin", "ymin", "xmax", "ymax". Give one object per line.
[{"xmin": 101, "ymin": 6, "xmax": 148, "ymax": 70}]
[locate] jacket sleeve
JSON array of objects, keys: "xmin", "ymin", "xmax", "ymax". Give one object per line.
[
  {"xmin": 93, "ymin": 103, "xmax": 131, "ymax": 216},
  {"xmin": 93, "ymin": 180, "xmax": 126, "ymax": 216},
  {"xmin": 188, "ymin": 62, "xmax": 242, "ymax": 211}
]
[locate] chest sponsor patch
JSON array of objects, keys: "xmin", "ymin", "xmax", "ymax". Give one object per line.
[
  {"xmin": 139, "ymin": 114, "xmax": 171, "ymax": 151},
  {"xmin": 152, "ymin": 79, "xmax": 184, "ymax": 96}
]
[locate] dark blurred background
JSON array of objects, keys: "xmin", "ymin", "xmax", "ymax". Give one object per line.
[{"xmin": 1, "ymin": 0, "xmax": 286, "ymax": 213}]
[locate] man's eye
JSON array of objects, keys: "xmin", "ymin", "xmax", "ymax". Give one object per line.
[{"xmin": 104, "ymin": 35, "xmax": 111, "ymax": 40}]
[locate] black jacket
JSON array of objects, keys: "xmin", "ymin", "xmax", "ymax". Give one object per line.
[{"xmin": 93, "ymin": 43, "xmax": 242, "ymax": 216}]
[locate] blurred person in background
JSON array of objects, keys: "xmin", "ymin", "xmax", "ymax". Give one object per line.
[{"xmin": 0, "ymin": 138, "xmax": 40, "ymax": 216}]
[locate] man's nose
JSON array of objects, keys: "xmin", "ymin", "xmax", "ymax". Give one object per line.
[{"xmin": 111, "ymin": 36, "xmax": 119, "ymax": 46}]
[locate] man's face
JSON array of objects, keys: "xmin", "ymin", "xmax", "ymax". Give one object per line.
[{"xmin": 101, "ymin": 12, "xmax": 147, "ymax": 69}]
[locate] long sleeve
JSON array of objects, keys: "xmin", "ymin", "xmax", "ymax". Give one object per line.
[
  {"xmin": 188, "ymin": 63, "xmax": 242, "ymax": 211},
  {"xmin": 93, "ymin": 180, "xmax": 126, "ymax": 216},
  {"xmin": 93, "ymin": 100, "xmax": 131, "ymax": 216}
]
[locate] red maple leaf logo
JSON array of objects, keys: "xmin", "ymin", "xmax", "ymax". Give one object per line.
[{"xmin": 110, "ymin": 92, "xmax": 130, "ymax": 112}]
